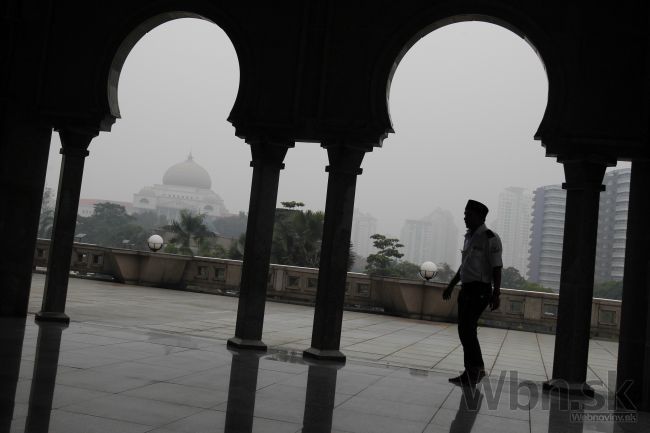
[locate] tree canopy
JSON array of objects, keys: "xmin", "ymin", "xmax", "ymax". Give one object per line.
[
  {"xmin": 163, "ymin": 210, "xmax": 215, "ymax": 256},
  {"xmin": 365, "ymin": 234, "xmax": 419, "ymax": 279}
]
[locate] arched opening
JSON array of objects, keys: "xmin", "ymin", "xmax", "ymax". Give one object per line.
[
  {"xmin": 357, "ymin": 21, "xmax": 556, "ymax": 286},
  {"xmin": 43, "ymin": 17, "xmax": 248, "ymax": 256}
]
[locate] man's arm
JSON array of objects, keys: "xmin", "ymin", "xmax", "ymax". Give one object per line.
[
  {"xmin": 490, "ymin": 266, "xmax": 502, "ymax": 310},
  {"xmin": 442, "ymin": 268, "xmax": 461, "ymax": 301}
]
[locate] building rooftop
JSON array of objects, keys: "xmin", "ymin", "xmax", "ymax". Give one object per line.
[{"xmin": 2, "ymin": 274, "xmax": 646, "ymax": 433}]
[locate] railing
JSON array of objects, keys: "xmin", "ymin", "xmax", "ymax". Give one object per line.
[{"xmin": 34, "ymin": 238, "xmax": 621, "ymax": 339}]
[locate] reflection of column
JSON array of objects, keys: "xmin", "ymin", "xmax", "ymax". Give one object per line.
[
  {"xmin": 224, "ymin": 348, "xmax": 263, "ymax": 433},
  {"xmin": 24, "ymin": 321, "xmax": 67, "ymax": 433},
  {"xmin": 302, "ymin": 360, "xmax": 341, "ymax": 433},
  {"xmin": 545, "ymin": 156, "xmax": 609, "ymax": 396},
  {"xmin": 0, "ymin": 318, "xmax": 27, "ymax": 433},
  {"xmin": 0, "ymin": 122, "xmax": 51, "ymax": 317},
  {"xmin": 546, "ymin": 395, "xmax": 584, "ymax": 433},
  {"xmin": 616, "ymin": 160, "xmax": 650, "ymax": 411},
  {"xmin": 38, "ymin": 128, "xmax": 97, "ymax": 323},
  {"xmin": 228, "ymin": 140, "xmax": 292, "ymax": 350},
  {"xmin": 305, "ymin": 143, "xmax": 370, "ymax": 362},
  {"xmin": 449, "ymin": 387, "xmax": 483, "ymax": 433}
]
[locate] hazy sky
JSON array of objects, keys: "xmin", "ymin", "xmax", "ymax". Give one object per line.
[{"xmin": 44, "ymin": 19, "xmax": 628, "ymax": 236}]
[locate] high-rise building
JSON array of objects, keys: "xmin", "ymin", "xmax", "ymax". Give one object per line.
[
  {"xmin": 595, "ymin": 168, "xmax": 631, "ymax": 282},
  {"xmin": 528, "ymin": 168, "xmax": 631, "ymax": 291},
  {"xmin": 493, "ymin": 187, "xmax": 532, "ymax": 277},
  {"xmin": 528, "ymin": 185, "xmax": 565, "ymax": 291},
  {"xmin": 400, "ymin": 208, "xmax": 458, "ymax": 268},
  {"xmin": 351, "ymin": 208, "xmax": 377, "ymax": 258}
]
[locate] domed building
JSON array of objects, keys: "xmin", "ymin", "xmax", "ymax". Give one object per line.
[{"xmin": 132, "ymin": 154, "xmax": 228, "ymax": 222}]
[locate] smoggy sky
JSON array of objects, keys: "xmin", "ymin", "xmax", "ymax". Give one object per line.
[{"xmin": 44, "ymin": 19, "xmax": 628, "ymax": 236}]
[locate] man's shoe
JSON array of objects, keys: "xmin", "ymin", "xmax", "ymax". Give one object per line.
[{"xmin": 449, "ymin": 371, "xmax": 469, "ymax": 384}]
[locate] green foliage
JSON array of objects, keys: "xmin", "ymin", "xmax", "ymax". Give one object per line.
[
  {"xmin": 365, "ymin": 234, "xmax": 418, "ymax": 279},
  {"xmin": 280, "ymin": 201, "xmax": 305, "ymax": 209},
  {"xmin": 501, "ymin": 267, "xmax": 527, "ymax": 290},
  {"xmin": 433, "ymin": 262, "xmax": 456, "ymax": 283},
  {"xmin": 271, "ymin": 205, "xmax": 324, "ymax": 267},
  {"xmin": 593, "ymin": 280, "xmax": 623, "ymax": 300},
  {"xmin": 228, "ymin": 233, "xmax": 246, "ymax": 260},
  {"xmin": 212, "ymin": 211, "xmax": 248, "ymax": 238},
  {"xmin": 76, "ymin": 203, "xmax": 148, "ymax": 249},
  {"xmin": 163, "ymin": 210, "xmax": 215, "ymax": 256},
  {"xmin": 520, "ymin": 281, "xmax": 554, "ymax": 293}
]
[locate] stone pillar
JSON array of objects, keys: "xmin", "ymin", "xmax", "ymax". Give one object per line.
[
  {"xmin": 228, "ymin": 140, "xmax": 292, "ymax": 350},
  {"xmin": 37, "ymin": 128, "xmax": 96, "ymax": 323},
  {"xmin": 25, "ymin": 321, "xmax": 67, "ymax": 433},
  {"xmin": 0, "ymin": 122, "xmax": 51, "ymax": 317},
  {"xmin": 544, "ymin": 156, "xmax": 609, "ymax": 396},
  {"xmin": 616, "ymin": 160, "xmax": 650, "ymax": 411},
  {"xmin": 304, "ymin": 143, "xmax": 369, "ymax": 362}
]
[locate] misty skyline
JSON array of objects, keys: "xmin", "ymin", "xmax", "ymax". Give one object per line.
[{"xmin": 44, "ymin": 19, "xmax": 628, "ymax": 237}]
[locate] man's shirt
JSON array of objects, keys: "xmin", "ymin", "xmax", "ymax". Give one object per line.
[{"xmin": 460, "ymin": 223, "xmax": 503, "ymax": 284}]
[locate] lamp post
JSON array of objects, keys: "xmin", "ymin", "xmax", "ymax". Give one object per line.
[
  {"xmin": 419, "ymin": 261, "xmax": 438, "ymax": 281},
  {"xmin": 147, "ymin": 234, "xmax": 164, "ymax": 252}
]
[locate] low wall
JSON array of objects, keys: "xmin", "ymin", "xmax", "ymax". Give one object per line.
[{"xmin": 33, "ymin": 238, "xmax": 621, "ymax": 339}]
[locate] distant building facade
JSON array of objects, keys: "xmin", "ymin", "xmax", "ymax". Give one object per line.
[
  {"xmin": 351, "ymin": 208, "xmax": 377, "ymax": 258},
  {"xmin": 493, "ymin": 187, "xmax": 532, "ymax": 277},
  {"xmin": 400, "ymin": 208, "xmax": 458, "ymax": 268},
  {"xmin": 78, "ymin": 199, "xmax": 133, "ymax": 217},
  {"xmin": 132, "ymin": 154, "xmax": 228, "ymax": 222},
  {"xmin": 528, "ymin": 168, "xmax": 631, "ymax": 291}
]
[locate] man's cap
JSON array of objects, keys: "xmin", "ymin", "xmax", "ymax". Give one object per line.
[{"xmin": 465, "ymin": 199, "xmax": 489, "ymax": 219}]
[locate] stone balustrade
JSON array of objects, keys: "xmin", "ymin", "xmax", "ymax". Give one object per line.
[{"xmin": 33, "ymin": 238, "xmax": 621, "ymax": 339}]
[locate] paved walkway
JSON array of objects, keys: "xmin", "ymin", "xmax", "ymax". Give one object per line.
[{"xmin": 0, "ymin": 274, "xmax": 641, "ymax": 433}]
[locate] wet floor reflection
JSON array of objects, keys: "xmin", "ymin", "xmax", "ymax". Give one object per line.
[
  {"xmin": 0, "ymin": 318, "xmax": 27, "ymax": 433},
  {"xmin": 224, "ymin": 348, "xmax": 264, "ymax": 433},
  {"xmin": 24, "ymin": 322, "xmax": 67, "ymax": 433},
  {"xmin": 223, "ymin": 350, "xmax": 340, "ymax": 433},
  {"xmin": 301, "ymin": 360, "xmax": 341, "ymax": 433}
]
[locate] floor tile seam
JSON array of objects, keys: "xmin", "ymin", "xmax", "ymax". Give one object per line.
[
  {"xmin": 53, "ymin": 406, "xmax": 175, "ymax": 428},
  {"xmin": 534, "ymin": 332, "xmax": 551, "ymax": 380},
  {"xmin": 420, "ymin": 385, "xmax": 457, "ymax": 433},
  {"xmin": 586, "ymin": 364, "xmax": 609, "ymax": 391},
  {"xmin": 375, "ymin": 324, "xmax": 456, "ymax": 365},
  {"xmin": 593, "ymin": 339, "xmax": 619, "ymax": 359},
  {"xmin": 430, "ymin": 343, "xmax": 465, "ymax": 371},
  {"xmin": 487, "ymin": 328, "xmax": 510, "ymax": 377}
]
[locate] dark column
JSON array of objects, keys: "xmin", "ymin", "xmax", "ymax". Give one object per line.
[
  {"xmin": 0, "ymin": 122, "xmax": 51, "ymax": 317},
  {"xmin": 228, "ymin": 140, "xmax": 292, "ymax": 350},
  {"xmin": 37, "ymin": 128, "xmax": 96, "ymax": 323},
  {"xmin": 25, "ymin": 321, "xmax": 67, "ymax": 433},
  {"xmin": 0, "ymin": 318, "xmax": 27, "ymax": 432},
  {"xmin": 304, "ymin": 143, "xmax": 369, "ymax": 362},
  {"xmin": 616, "ymin": 160, "xmax": 650, "ymax": 411},
  {"xmin": 544, "ymin": 156, "xmax": 609, "ymax": 396}
]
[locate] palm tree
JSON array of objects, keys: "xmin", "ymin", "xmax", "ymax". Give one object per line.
[{"xmin": 163, "ymin": 210, "xmax": 215, "ymax": 256}]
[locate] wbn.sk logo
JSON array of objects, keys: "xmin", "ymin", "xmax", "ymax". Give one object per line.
[{"xmin": 460, "ymin": 370, "xmax": 637, "ymax": 423}]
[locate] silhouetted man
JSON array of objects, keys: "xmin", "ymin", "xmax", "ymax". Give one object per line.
[{"xmin": 443, "ymin": 199, "xmax": 502, "ymax": 385}]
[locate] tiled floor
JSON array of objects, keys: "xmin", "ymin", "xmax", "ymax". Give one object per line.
[{"xmin": 0, "ymin": 274, "xmax": 647, "ymax": 432}]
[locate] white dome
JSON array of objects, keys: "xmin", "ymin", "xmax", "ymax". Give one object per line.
[{"xmin": 162, "ymin": 154, "xmax": 212, "ymax": 189}]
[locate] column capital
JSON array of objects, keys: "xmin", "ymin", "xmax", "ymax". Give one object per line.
[
  {"xmin": 246, "ymin": 138, "xmax": 294, "ymax": 170},
  {"xmin": 322, "ymin": 142, "xmax": 372, "ymax": 176},
  {"xmin": 558, "ymin": 154, "xmax": 613, "ymax": 192},
  {"xmin": 57, "ymin": 127, "xmax": 98, "ymax": 157}
]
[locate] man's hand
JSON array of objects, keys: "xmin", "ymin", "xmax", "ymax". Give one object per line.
[
  {"xmin": 489, "ymin": 291, "xmax": 500, "ymax": 311},
  {"xmin": 442, "ymin": 284, "xmax": 454, "ymax": 301}
]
